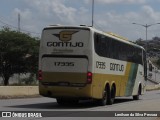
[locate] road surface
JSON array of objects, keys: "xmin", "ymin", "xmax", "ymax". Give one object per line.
[{"xmin": 0, "ymin": 90, "xmax": 160, "ymax": 120}]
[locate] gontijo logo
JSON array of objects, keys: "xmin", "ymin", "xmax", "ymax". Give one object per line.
[
  {"xmin": 53, "ymin": 31, "xmax": 78, "ymax": 42},
  {"xmin": 47, "ymin": 30, "xmax": 84, "ymax": 47}
]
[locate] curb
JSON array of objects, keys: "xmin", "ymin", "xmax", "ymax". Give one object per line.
[
  {"xmin": 0, "ymin": 85, "xmax": 159, "ymax": 99},
  {"xmin": 0, "ymin": 86, "xmax": 39, "ymax": 96},
  {"xmin": 146, "ymin": 84, "xmax": 160, "ymax": 91}
]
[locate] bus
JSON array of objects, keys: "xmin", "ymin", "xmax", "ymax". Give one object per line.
[{"xmin": 38, "ymin": 25, "xmax": 147, "ymax": 106}]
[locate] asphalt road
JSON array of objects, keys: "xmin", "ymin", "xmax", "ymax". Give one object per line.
[{"xmin": 0, "ymin": 90, "xmax": 160, "ymax": 120}]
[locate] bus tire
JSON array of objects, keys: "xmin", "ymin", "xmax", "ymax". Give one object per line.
[
  {"xmin": 133, "ymin": 85, "xmax": 141, "ymax": 100},
  {"xmin": 56, "ymin": 98, "xmax": 65, "ymax": 105},
  {"xmin": 98, "ymin": 85, "xmax": 109, "ymax": 106},
  {"xmin": 108, "ymin": 85, "xmax": 116, "ymax": 105},
  {"xmin": 98, "ymin": 90, "xmax": 107, "ymax": 106}
]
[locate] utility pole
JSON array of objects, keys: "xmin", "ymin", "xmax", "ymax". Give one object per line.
[
  {"xmin": 92, "ymin": 0, "xmax": 94, "ymax": 27},
  {"xmin": 18, "ymin": 13, "xmax": 20, "ymax": 32},
  {"xmin": 132, "ymin": 23, "xmax": 160, "ymax": 52}
]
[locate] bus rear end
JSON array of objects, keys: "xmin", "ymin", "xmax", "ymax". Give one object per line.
[{"xmin": 38, "ymin": 26, "xmax": 92, "ymax": 102}]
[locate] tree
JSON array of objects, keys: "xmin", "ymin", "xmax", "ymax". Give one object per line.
[
  {"xmin": 135, "ymin": 38, "xmax": 145, "ymax": 46},
  {"xmin": 0, "ymin": 27, "xmax": 39, "ymax": 86}
]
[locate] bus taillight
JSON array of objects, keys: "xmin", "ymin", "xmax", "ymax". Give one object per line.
[
  {"xmin": 38, "ymin": 70, "xmax": 42, "ymax": 81},
  {"xmin": 87, "ymin": 72, "xmax": 92, "ymax": 84}
]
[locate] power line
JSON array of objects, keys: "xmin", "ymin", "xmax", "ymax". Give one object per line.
[
  {"xmin": 0, "ymin": 18, "xmax": 41, "ymax": 35},
  {"xmin": 0, "ymin": 19, "xmax": 18, "ymax": 29},
  {"xmin": 94, "ymin": 22, "xmax": 106, "ymax": 32}
]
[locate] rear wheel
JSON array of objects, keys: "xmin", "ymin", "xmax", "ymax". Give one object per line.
[
  {"xmin": 56, "ymin": 98, "xmax": 65, "ymax": 105},
  {"xmin": 98, "ymin": 89, "xmax": 107, "ymax": 106},
  {"xmin": 57, "ymin": 98, "xmax": 73, "ymax": 105},
  {"xmin": 108, "ymin": 85, "xmax": 116, "ymax": 105}
]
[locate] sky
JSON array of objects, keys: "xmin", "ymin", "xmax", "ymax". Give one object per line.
[{"xmin": 0, "ymin": 0, "xmax": 160, "ymax": 41}]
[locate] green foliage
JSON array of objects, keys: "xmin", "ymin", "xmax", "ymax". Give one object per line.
[
  {"xmin": 21, "ymin": 73, "xmax": 37, "ymax": 85},
  {"xmin": 135, "ymin": 38, "xmax": 146, "ymax": 46},
  {"xmin": 0, "ymin": 27, "xmax": 39, "ymax": 85}
]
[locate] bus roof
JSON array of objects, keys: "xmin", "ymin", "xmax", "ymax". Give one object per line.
[
  {"xmin": 43, "ymin": 25, "xmax": 145, "ymax": 51},
  {"xmin": 89, "ymin": 26, "xmax": 145, "ymax": 50}
]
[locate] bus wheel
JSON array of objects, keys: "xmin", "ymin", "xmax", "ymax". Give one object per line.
[
  {"xmin": 133, "ymin": 85, "xmax": 141, "ymax": 100},
  {"xmin": 98, "ymin": 86, "xmax": 108, "ymax": 106},
  {"xmin": 108, "ymin": 85, "xmax": 116, "ymax": 105},
  {"xmin": 56, "ymin": 98, "xmax": 66, "ymax": 105}
]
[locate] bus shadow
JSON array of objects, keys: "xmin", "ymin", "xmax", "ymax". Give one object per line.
[
  {"xmin": 6, "ymin": 98, "xmax": 134, "ymax": 110},
  {"xmin": 114, "ymin": 97, "xmax": 134, "ymax": 104}
]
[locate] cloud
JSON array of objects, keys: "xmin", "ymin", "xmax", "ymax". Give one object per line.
[
  {"xmin": 142, "ymin": 5, "xmax": 160, "ymax": 21},
  {"xmin": 93, "ymin": 4, "xmax": 160, "ymax": 40},
  {"xmin": 51, "ymin": 1, "xmax": 77, "ymax": 24},
  {"xmin": 23, "ymin": 0, "xmax": 89, "ymax": 25},
  {"xmin": 9, "ymin": 0, "xmax": 91, "ymax": 36},
  {"xmin": 13, "ymin": 8, "xmax": 32, "ymax": 21},
  {"xmin": 84, "ymin": 0, "xmax": 146, "ymax": 4},
  {"xmin": 11, "ymin": 8, "xmax": 35, "ymax": 32},
  {"xmin": 5, "ymin": 0, "xmax": 160, "ymax": 40}
]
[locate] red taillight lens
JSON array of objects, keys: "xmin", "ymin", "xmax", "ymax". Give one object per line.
[
  {"xmin": 87, "ymin": 72, "xmax": 92, "ymax": 84},
  {"xmin": 38, "ymin": 70, "xmax": 42, "ymax": 81}
]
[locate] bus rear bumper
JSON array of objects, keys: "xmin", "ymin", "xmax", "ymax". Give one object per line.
[{"xmin": 39, "ymin": 83, "xmax": 92, "ymax": 99}]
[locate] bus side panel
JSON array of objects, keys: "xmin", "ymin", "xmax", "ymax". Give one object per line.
[
  {"xmin": 92, "ymin": 73, "xmax": 104, "ymax": 99},
  {"xmin": 132, "ymin": 64, "xmax": 145, "ymax": 95},
  {"xmin": 92, "ymin": 54, "xmax": 127, "ymax": 99},
  {"xmin": 125, "ymin": 63, "xmax": 138, "ymax": 96},
  {"xmin": 92, "ymin": 73, "xmax": 122, "ymax": 99},
  {"xmin": 121, "ymin": 63, "xmax": 145, "ymax": 97},
  {"xmin": 91, "ymin": 56, "xmax": 143, "ymax": 98}
]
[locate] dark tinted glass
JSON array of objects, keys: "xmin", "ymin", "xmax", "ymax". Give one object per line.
[{"xmin": 94, "ymin": 32, "xmax": 143, "ymax": 65}]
